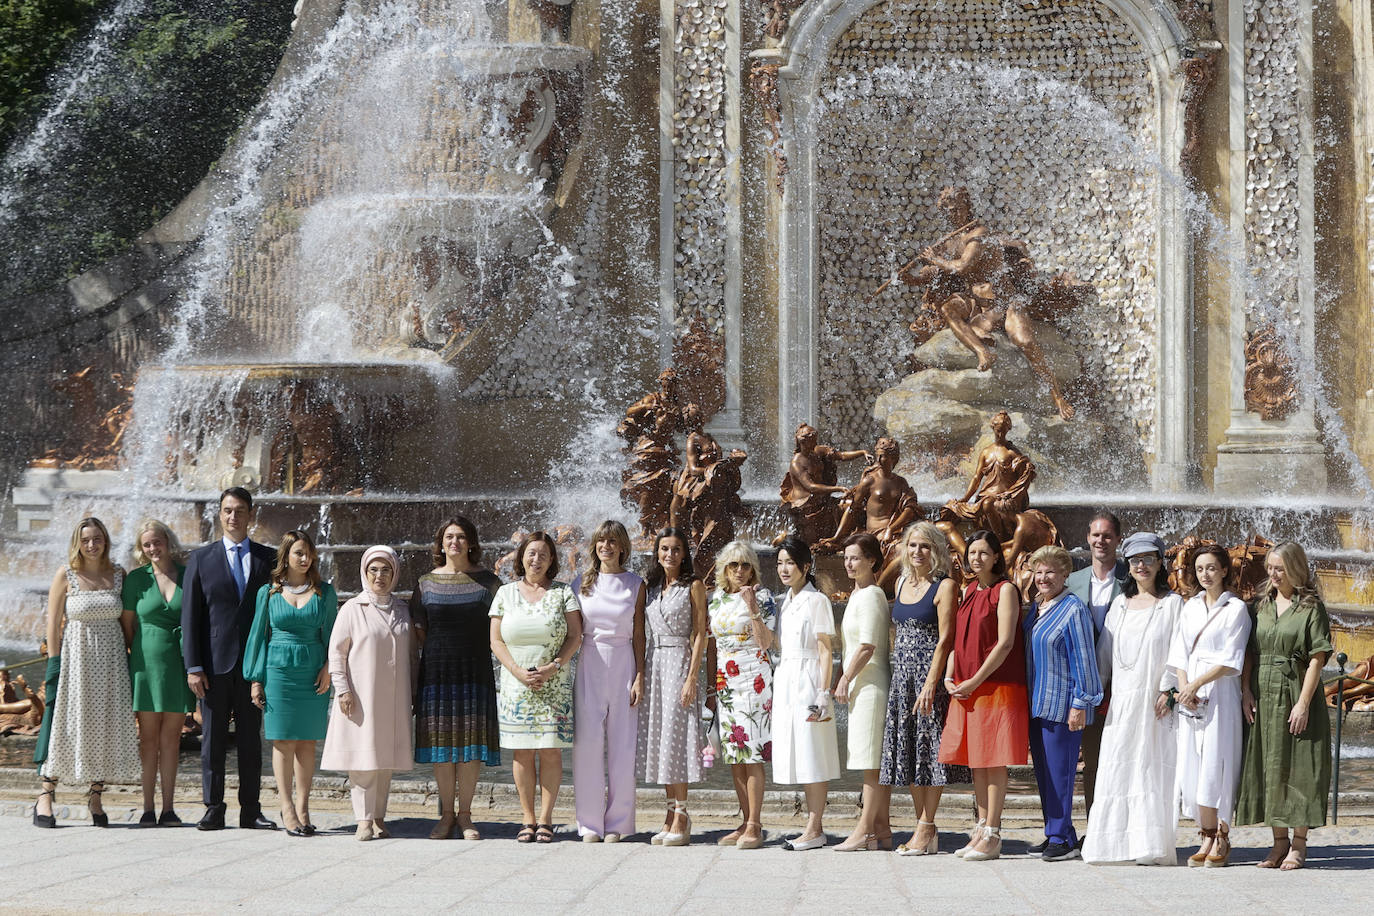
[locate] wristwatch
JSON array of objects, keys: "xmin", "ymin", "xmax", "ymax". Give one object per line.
[{"xmin": 552, "ymin": 658, "xmax": 564, "ymax": 672}]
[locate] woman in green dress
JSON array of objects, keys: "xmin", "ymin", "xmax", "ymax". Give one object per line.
[
  {"xmin": 1236, "ymin": 541, "xmax": 1332, "ymax": 870},
  {"xmin": 123, "ymin": 519, "xmax": 196, "ymax": 827},
  {"xmin": 245, "ymin": 530, "xmax": 338, "ymax": 837}
]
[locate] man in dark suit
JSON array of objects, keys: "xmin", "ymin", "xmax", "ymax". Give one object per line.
[
  {"xmin": 1065, "ymin": 509, "xmax": 1128, "ymax": 830},
  {"xmin": 182, "ymin": 486, "xmax": 277, "ymax": 831}
]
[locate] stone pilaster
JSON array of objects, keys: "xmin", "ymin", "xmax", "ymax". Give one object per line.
[{"xmin": 1213, "ymin": 0, "xmax": 1326, "ymax": 494}]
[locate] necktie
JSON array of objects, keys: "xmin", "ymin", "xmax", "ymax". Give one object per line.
[{"xmin": 231, "ymin": 542, "xmax": 247, "ymax": 599}]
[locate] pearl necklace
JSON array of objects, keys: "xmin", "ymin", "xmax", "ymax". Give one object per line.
[
  {"xmin": 1113, "ymin": 597, "xmax": 1162, "ymax": 672},
  {"xmin": 284, "ymin": 581, "xmax": 312, "ymax": 595}
]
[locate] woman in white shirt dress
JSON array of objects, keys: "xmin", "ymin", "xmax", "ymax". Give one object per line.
[
  {"xmin": 1169, "ymin": 544, "xmax": 1250, "ymax": 868},
  {"xmin": 770, "ymin": 536, "xmax": 839, "ymax": 850}
]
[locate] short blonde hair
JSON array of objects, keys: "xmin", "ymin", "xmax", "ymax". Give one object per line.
[
  {"xmin": 68, "ymin": 516, "xmax": 112, "ymax": 572},
  {"xmin": 131, "ymin": 519, "xmax": 187, "ymax": 567},
  {"xmin": 1027, "ymin": 545, "xmax": 1073, "ymax": 576},
  {"xmin": 899, "ymin": 522, "xmax": 951, "ymax": 581},
  {"xmin": 715, "ymin": 540, "xmax": 760, "ymax": 592}
]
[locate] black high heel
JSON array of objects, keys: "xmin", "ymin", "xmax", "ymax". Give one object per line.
[
  {"xmin": 33, "ymin": 787, "xmax": 55, "ymax": 828},
  {"xmin": 88, "ymin": 782, "xmax": 108, "ymax": 827}
]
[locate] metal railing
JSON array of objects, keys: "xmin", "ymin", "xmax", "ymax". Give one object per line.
[{"xmin": 1325, "ymin": 652, "xmax": 1374, "ymax": 824}]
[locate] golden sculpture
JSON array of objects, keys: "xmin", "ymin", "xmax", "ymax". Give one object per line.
[
  {"xmin": 937, "ymin": 410, "xmax": 1058, "ymax": 585},
  {"xmin": 777, "ymin": 422, "xmax": 871, "ymax": 547},
  {"xmin": 618, "ymin": 369, "xmax": 685, "ymax": 536},
  {"xmin": 815, "ymin": 437, "xmax": 919, "ymax": 590},
  {"xmin": 882, "ymin": 186, "xmax": 1078, "ymax": 420},
  {"xmin": 670, "ymin": 403, "xmax": 748, "ymax": 574},
  {"xmin": 1243, "ymin": 325, "xmax": 1298, "ymax": 421}
]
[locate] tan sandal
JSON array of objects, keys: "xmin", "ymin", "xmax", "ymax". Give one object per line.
[
  {"xmin": 457, "ymin": 811, "xmax": 480, "ymax": 841},
  {"xmin": 1204, "ymin": 826, "xmax": 1231, "ymax": 868},
  {"xmin": 1188, "ymin": 827, "xmax": 1216, "ymax": 867},
  {"xmin": 1258, "ymin": 838, "xmax": 1291, "ymax": 869},
  {"xmin": 1279, "ymin": 836, "xmax": 1307, "ymax": 871}
]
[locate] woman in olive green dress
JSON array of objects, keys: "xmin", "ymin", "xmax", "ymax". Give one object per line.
[
  {"xmin": 245, "ymin": 530, "xmax": 338, "ymax": 836},
  {"xmin": 123, "ymin": 519, "xmax": 195, "ymax": 827},
  {"xmin": 1236, "ymin": 541, "xmax": 1332, "ymax": 871}
]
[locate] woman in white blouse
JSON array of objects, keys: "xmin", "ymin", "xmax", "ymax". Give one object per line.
[{"xmin": 1169, "ymin": 544, "xmax": 1250, "ymax": 868}]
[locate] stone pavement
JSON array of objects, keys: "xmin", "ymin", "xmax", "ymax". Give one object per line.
[{"xmin": 1, "ymin": 800, "xmax": 1371, "ymax": 914}]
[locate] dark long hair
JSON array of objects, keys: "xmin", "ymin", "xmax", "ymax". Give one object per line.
[
  {"xmin": 645, "ymin": 526, "xmax": 697, "ymax": 591},
  {"xmin": 776, "ymin": 535, "xmax": 817, "ymax": 587},
  {"xmin": 965, "ymin": 528, "xmax": 1008, "ymax": 579},
  {"xmin": 431, "ymin": 516, "xmax": 482, "ymax": 568},
  {"xmin": 1122, "ymin": 552, "xmax": 1170, "ymax": 597}
]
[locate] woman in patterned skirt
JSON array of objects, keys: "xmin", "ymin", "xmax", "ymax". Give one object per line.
[
  {"xmin": 490, "ymin": 531, "xmax": 583, "ymax": 843},
  {"xmin": 879, "ymin": 522, "xmax": 968, "ymax": 854},
  {"xmin": 413, "ymin": 516, "xmax": 503, "ymax": 840},
  {"xmin": 638, "ymin": 527, "xmax": 708, "ymax": 846},
  {"xmin": 708, "ymin": 540, "xmax": 776, "ymax": 850},
  {"xmin": 33, "ymin": 517, "xmax": 139, "ymax": 828}
]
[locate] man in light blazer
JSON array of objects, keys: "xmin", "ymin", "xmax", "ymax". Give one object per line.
[
  {"xmin": 1065, "ymin": 509, "xmax": 1127, "ymax": 830},
  {"xmin": 182, "ymin": 486, "xmax": 278, "ymax": 831}
]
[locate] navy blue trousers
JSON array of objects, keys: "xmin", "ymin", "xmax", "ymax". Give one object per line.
[{"xmin": 1030, "ymin": 717, "xmax": 1082, "ymax": 845}]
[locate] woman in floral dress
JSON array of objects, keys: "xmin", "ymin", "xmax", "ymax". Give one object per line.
[
  {"xmin": 707, "ymin": 540, "xmax": 775, "ymax": 850},
  {"xmin": 489, "ymin": 531, "xmax": 583, "ymax": 843}
]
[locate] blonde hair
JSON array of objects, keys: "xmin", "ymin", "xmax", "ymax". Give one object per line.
[
  {"xmin": 131, "ymin": 519, "xmax": 187, "ymax": 567},
  {"xmin": 68, "ymin": 516, "xmax": 113, "ymax": 573},
  {"xmin": 899, "ymin": 522, "xmax": 951, "ymax": 581},
  {"xmin": 581, "ymin": 520, "xmax": 633, "ymax": 597},
  {"xmin": 1027, "ymin": 544, "xmax": 1073, "ymax": 576},
  {"xmin": 1264, "ymin": 541, "xmax": 1319, "ymax": 599},
  {"xmin": 715, "ymin": 540, "xmax": 760, "ymax": 592}
]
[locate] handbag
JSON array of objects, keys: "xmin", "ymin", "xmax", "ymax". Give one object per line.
[{"xmin": 701, "ymin": 706, "xmax": 721, "ymax": 768}]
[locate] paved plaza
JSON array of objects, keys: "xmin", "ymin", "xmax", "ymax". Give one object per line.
[{"xmin": 1, "ymin": 792, "xmax": 1371, "ymax": 914}]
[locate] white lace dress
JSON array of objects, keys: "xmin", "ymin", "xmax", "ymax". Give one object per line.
[{"xmin": 41, "ymin": 567, "xmax": 140, "ymax": 784}]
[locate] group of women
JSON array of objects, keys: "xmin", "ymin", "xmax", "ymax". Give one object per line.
[{"xmin": 30, "ymin": 513, "xmax": 1333, "ymax": 869}]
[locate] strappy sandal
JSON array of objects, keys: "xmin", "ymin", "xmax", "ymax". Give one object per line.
[
  {"xmin": 535, "ymin": 823, "xmax": 555, "ymax": 843},
  {"xmin": 33, "ymin": 787, "xmax": 56, "ymax": 828},
  {"xmin": 87, "ymin": 783, "xmax": 108, "ymax": 828},
  {"xmin": 1258, "ymin": 838, "xmax": 1291, "ymax": 869},
  {"xmin": 457, "ymin": 811, "xmax": 481, "ymax": 841},
  {"xmin": 516, "ymin": 823, "xmax": 537, "ymax": 843},
  {"xmin": 1205, "ymin": 826, "xmax": 1231, "ymax": 868},
  {"xmin": 1188, "ymin": 827, "xmax": 1216, "ymax": 867},
  {"xmin": 1279, "ymin": 836, "xmax": 1307, "ymax": 871}
]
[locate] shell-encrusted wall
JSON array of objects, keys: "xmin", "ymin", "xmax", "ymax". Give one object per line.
[
  {"xmin": 1242, "ymin": 0, "xmax": 1301, "ymax": 327},
  {"xmin": 671, "ymin": 0, "xmax": 731, "ymax": 342},
  {"xmin": 811, "ymin": 0, "xmax": 1160, "ymax": 456}
]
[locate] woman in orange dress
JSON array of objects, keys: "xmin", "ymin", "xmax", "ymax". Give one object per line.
[{"xmin": 939, "ymin": 528, "xmax": 1028, "ymax": 861}]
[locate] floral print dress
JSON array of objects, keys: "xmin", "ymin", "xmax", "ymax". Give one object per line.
[{"xmin": 709, "ymin": 587, "xmax": 776, "ymax": 764}]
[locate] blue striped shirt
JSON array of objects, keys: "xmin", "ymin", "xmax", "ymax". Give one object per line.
[{"xmin": 1024, "ymin": 590, "xmax": 1103, "ymax": 724}]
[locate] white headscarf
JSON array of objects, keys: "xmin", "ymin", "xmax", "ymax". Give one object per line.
[{"xmin": 359, "ymin": 545, "xmax": 400, "ymax": 606}]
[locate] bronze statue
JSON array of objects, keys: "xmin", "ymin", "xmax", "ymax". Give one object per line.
[
  {"xmin": 1244, "ymin": 325, "xmax": 1298, "ymax": 421},
  {"xmin": 618, "ymin": 369, "xmax": 686, "ymax": 537},
  {"xmin": 937, "ymin": 410, "xmax": 1057, "ymax": 580},
  {"xmin": 37, "ymin": 366, "xmax": 133, "ymax": 470},
  {"xmin": 0, "ymin": 670, "xmax": 43, "ymax": 735},
  {"xmin": 887, "ymin": 186, "xmax": 1077, "ymax": 420},
  {"xmin": 777, "ymin": 423, "xmax": 871, "ymax": 547},
  {"xmin": 1168, "ymin": 535, "xmax": 1272, "ymax": 602},
  {"xmin": 670, "ymin": 403, "xmax": 748, "ymax": 575},
  {"xmin": 816, "ymin": 437, "xmax": 918, "ymax": 590}
]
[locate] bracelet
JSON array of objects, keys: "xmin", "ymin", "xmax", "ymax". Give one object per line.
[{"xmin": 552, "ymin": 658, "xmax": 563, "ymax": 671}]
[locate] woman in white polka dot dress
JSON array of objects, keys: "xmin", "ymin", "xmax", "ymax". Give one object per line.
[
  {"xmin": 637, "ymin": 527, "xmax": 708, "ymax": 846},
  {"xmin": 33, "ymin": 517, "xmax": 140, "ymax": 828}
]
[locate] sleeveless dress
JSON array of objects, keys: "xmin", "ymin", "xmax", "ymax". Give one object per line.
[
  {"xmin": 709, "ymin": 587, "xmax": 776, "ymax": 765},
  {"xmin": 413, "ymin": 571, "xmax": 502, "ymax": 765},
  {"xmin": 40, "ymin": 567, "xmax": 140, "ymax": 783},
  {"xmin": 880, "ymin": 575, "xmax": 969, "ymax": 787},
  {"xmin": 841, "ymin": 583, "xmax": 890, "ymax": 770},
  {"xmin": 771, "ymin": 584, "xmax": 840, "ymax": 783},
  {"xmin": 244, "ymin": 584, "xmax": 339, "ymax": 741},
  {"xmin": 638, "ymin": 580, "xmax": 703, "ymax": 784},
  {"xmin": 123, "ymin": 564, "xmax": 195, "ymax": 713},
  {"xmin": 938, "ymin": 579, "xmax": 1029, "ymax": 768}
]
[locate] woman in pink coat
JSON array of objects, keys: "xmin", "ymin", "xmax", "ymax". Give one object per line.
[{"xmin": 321, "ymin": 546, "xmax": 417, "ymax": 841}]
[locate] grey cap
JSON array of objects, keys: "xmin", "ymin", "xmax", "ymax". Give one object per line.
[{"xmin": 1121, "ymin": 531, "xmax": 1167, "ymax": 561}]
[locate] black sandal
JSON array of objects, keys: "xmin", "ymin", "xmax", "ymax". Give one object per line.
[
  {"xmin": 87, "ymin": 783, "xmax": 107, "ymax": 828},
  {"xmin": 536, "ymin": 824, "xmax": 555, "ymax": 843},
  {"xmin": 516, "ymin": 823, "xmax": 537, "ymax": 843},
  {"xmin": 33, "ymin": 787, "xmax": 55, "ymax": 829}
]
